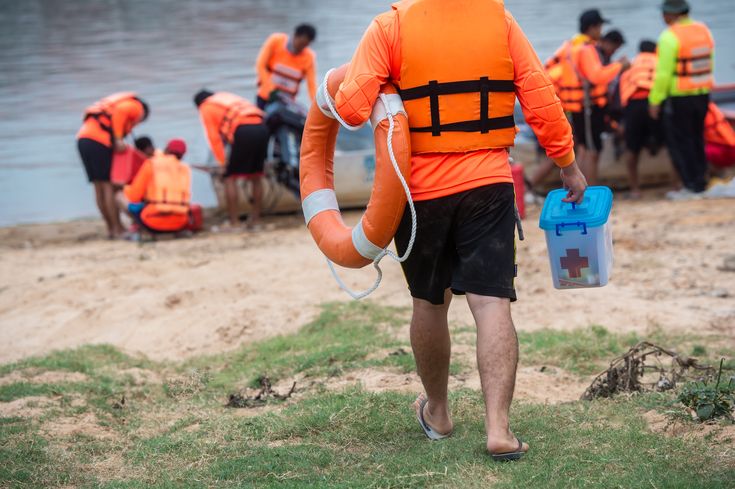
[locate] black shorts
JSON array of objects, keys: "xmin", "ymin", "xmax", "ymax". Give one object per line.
[
  {"xmin": 624, "ymin": 98, "xmax": 664, "ymax": 153},
  {"xmin": 394, "ymin": 183, "xmax": 517, "ymax": 305},
  {"xmin": 571, "ymin": 106, "xmax": 606, "ymax": 152},
  {"xmin": 226, "ymin": 123, "xmax": 269, "ymax": 177},
  {"xmin": 78, "ymin": 138, "xmax": 113, "ymax": 182}
]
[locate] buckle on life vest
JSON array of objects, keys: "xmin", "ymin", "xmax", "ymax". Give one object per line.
[{"xmin": 399, "ymin": 77, "xmax": 515, "ymax": 136}]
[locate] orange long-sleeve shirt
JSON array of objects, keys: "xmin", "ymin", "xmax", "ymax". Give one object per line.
[
  {"xmin": 335, "ymin": 8, "xmax": 575, "ymax": 201},
  {"xmin": 198, "ymin": 94, "xmax": 263, "ymax": 165},
  {"xmin": 577, "ymin": 44, "xmax": 623, "ymax": 88},
  {"xmin": 256, "ymin": 33, "xmax": 317, "ymax": 101},
  {"xmin": 76, "ymin": 99, "xmax": 145, "ymax": 147}
]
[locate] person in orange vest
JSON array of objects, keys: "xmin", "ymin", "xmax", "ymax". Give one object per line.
[
  {"xmin": 545, "ymin": 10, "xmax": 629, "ymax": 186},
  {"xmin": 255, "ymin": 24, "xmax": 317, "ymax": 109},
  {"xmin": 333, "ymin": 0, "xmax": 587, "ymax": 461},
  {"xmin": 619, "ymin": 40, "xmax": 663, "ymax": 198},
  {"xmin": 194, "ymin": 90, "xmax": 269, "ymax": 229},
  {"xmin": 117, "ymin": 139, "xmax": 192, "ymax": 234},
  {"xmin": 76, "ymin": 92, "xmax": 149, "ymax": 238},
  {"xmin": 649, "ymin": 0, "xmax": 715, "ymax": 199},
  {"xmin": 704, "ymin": 103, "xmax": 735, "ymax": 168}
]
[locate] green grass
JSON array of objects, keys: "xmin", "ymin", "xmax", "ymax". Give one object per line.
[{"xmin": 0, "ymin": 302, "xmax": 733, "ymax": 488}]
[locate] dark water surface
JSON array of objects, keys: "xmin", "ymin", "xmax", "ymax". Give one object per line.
[{"xmin": 1, "ymin": 0, "xmax": 733, "ymax": 225}]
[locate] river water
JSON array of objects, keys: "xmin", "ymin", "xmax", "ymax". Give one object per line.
[{"xmin": 0, "ymin": 0, "xmax": 733, "ymax": 226}]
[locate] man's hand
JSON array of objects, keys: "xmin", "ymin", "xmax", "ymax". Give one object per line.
[
  {"xmin": 649, "ymin": 104, "xmax": 661, "ymax": 120},
  {"xmin": 113, "ymin": 138, "xmax": 127, "ymax": 153},
  {"xmin": 560, "ymin": 161, "xmax": 588, "ymax": 204},
  {"xmin": 618, "ymin": 56, "xmax": 631, "ymax": 71}
]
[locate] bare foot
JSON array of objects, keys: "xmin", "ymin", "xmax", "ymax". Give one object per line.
[
  {"xmin": 413, "ymin": 393, "xmax": 453, "ymax": 437},
  {"xmin": 487, "ymin": 430, "xmax": 529, "ymax": 456}
]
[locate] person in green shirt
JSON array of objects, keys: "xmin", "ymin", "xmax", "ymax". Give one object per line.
[{"xmin": 649, "ymin": 0, "xmax": 715, "ymax": 198}]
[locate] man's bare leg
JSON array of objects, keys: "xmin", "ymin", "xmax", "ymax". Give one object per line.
[
  {"xmin": 248, "ymin": 176, "xmax": 263, "ymax": 227},
  {"xmin": 224, "ymin": 177, "xmax": 240, "ymax": 226},
  {"xmin": 625, "ymin": 151, "xmax": 641, "ymax": 198},
  {"xmin": 93, "ymin": 182, "xmax": 114, "ymax": 237},
  {"xmin": 102, "ymin": 182, "xmax": 124, "ymax": 237},
  {"xmin": 584, "ymin": 150, "xmax": 600, "ymax": 186},
  {"xmin": 411, "ymin": 289, "xmax": 453, "ymax": 436},
  {"xmin": 466, "ymin": 293, "xmax": 529, "ymax": 455}
]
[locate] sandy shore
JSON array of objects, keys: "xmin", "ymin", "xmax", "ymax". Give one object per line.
[{"xmin": 1, "ymin": 193, "xmax": 734, "ymax": 364}]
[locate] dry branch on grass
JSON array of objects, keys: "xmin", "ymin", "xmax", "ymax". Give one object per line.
[
  {"xmin": 226, "ymin": 376, "xmax": 296, "ymax": 408},
  {"xmin": 582, "ymin": 342, "xmax": 717, "ymax": 400}
]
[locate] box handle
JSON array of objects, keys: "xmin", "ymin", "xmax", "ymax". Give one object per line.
[{"xmin": 555, "ymin": 221, "xmax": 588, "ymax": 236}]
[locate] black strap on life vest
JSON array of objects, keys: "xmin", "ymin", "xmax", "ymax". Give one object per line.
[
  {"xmin": 84, "ymin": 96, "xmax": 143, "ymax": 139},
  {"xmin": 399, "ymin": 77, "xmax": 515, "ymax": 136},
  {"xmin": 676, "ymin": 54, "xmax": 712, "ymax": 77}
]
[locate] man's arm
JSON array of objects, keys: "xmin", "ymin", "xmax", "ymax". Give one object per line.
[
  {"xmin": 255, "ymin": 34, "xmax": 277, "ymax": 94},
  {"xmin": 334, "ymin": 12, "xmax": 398, "ymax": 126},
  {"xmin": 649, "ymin": 30, "xmax": 678, "ymax": 108},
  {"xmin": 577, "ymin": 46, "xmax": 623, "ymax": 86},
  {"xmin": 111, "ymin": 100, "xmax": 142, "ymax": 152},
  {"xmin": 122, "ymin": 160, "xmax": 152, "ymax": 204},
  {"xmin": 200, "ymin": 108, "xmax": 226, "ymax": 165}
]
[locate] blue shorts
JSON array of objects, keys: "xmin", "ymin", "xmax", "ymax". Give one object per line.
[{"xmin": 128, "ymin": 202, "xmax": 145, "ymax": 218}]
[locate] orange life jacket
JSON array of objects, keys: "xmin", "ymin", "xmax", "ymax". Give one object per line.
[
  {"xmin": 393, "ymin": 0, "xmax": 516, "ymax": 154},
  {"xmin": 145, "ymin": 154, "xmax": 192, "ymax": 215},
  {"xmin": 670, "ymin": 21, "xmax": 714, "ymax": 92},
  {"xmin": 705, "ymin": 103, "xmax": 735, "ymax": 147},
  {"xmin": 619, "ymin": 52, "xmax": 657, "ymax": 107},
  {"xmin": 204, "ymin": 92, "xmax": 264, "ymax": 143},
  {"xmin": 258, "ymin": 33, "xmax": 315, "ymax": 99},
  {"xmin": 83, "ymin": 92, "xmax": 140, "ymax": 134},
  {"xmin": 547, "ymin": 38, "xmax": 609, "ymax": 113}
]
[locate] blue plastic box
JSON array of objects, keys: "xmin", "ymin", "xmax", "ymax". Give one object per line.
[{"xmin": 539, "ymin": 186, "xmax": 614, "ymax": 289}]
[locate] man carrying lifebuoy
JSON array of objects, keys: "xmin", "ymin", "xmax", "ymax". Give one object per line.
[{"xmin": 333, "ymin": 0, "xmax": 587, "ymax": 460}]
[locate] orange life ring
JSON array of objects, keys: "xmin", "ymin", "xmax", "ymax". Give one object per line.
[{"xmin": 300, "ymin": 64, "xmax": 411, "ymax": 269}]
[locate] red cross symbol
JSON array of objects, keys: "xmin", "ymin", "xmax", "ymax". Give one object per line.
[{"xmin": 560, "ymin": 249, "xmax": 589, "ymax": 278}]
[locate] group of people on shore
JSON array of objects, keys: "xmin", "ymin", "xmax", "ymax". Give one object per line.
[
  {"xmin": 529, "ymin": 0, "xmax": 734, "ymax": 199},
  {"xmin": 76, "ymin": 24, "xmax": 317, "ymax": 239}
]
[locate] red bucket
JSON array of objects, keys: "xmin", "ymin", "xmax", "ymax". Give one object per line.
[
  {"xmin": 188, "ymin": 204, "xmax": 204, "ymax": 232},
  {"xmin": 111, "ymin": 147, "xmax": 146, "ymax": 185}
]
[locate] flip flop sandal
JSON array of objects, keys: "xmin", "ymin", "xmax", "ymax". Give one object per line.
[
  {"xmin": 489, "ymin": 438, "xmax": 526, "ymax": 462},
  {"xmin": 416, "ymin": 396, "xmax": 451, "ymax": 441}
]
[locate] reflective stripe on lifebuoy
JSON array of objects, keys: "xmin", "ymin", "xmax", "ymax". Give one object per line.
[{"xmin": 300, "ymin": 64, "xmax": 411, "ymax": 268}]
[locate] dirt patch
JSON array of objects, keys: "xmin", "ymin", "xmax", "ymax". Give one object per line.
[
  {"xmin": 44, "ymin": 412, "xmax": 116, "ymax": 440},
  {"xmin": 644, "ymin": 410, "xmax": 735, "ymax": 445},
  {"xmin": 0, "ymin": 369, "xmax": 88, "ymax": 386},
  {"xmin": 116, "ymin": 367, "xmax": 163, "ymax": 386},
  {"xmin": 321, "ymin": 365, "xmax": 587, "ymax": 404},
  {"xmin": 0, "ymin": 395, "xmax": 57, "ymax": 418}
]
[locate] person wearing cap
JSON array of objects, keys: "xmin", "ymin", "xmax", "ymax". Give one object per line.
[
  {"xmin": 255, "ymin": 24, "xmax": 318, "ymax": 109},
  {"xmin": 545, "ymin": 9, "xmax": 629, "ymax": 185},
  {"xmin": 117, "ymin": 139, "xmax": 192, "ymax": 234},
  {"xmin": 649, "ymin": 0, "xmax": 715, "ymax": 199},
  {"xmin": 194, "ymin": 90, "xmax": 269, "ymax": 229}
]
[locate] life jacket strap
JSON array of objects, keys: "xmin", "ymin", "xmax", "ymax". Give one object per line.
[{"xmin": 399, "ymin": 77, "xmax": 515, "ymax": 137}]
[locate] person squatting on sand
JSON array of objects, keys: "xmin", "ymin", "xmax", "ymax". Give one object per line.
[
  {"xmin": 116, "ymin": 138, "xmax": 192, "ymax": 235},
  {"xmin": 333, "ymin": 0, "xmax": 587, "ymax": 460},
  {"xmin": 76, "ymin": 92, "xmax": 149, "ymax": 239}
]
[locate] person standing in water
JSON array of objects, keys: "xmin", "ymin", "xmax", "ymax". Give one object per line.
[
  {"xmin": 255, "ymin": 24, "xmax": 318, "ymax": 109},
  {"xmin": 333, "ymin": 0, "xmax": 587, "ymax": 461},
  {"xmin": 649, "ymin": 0, "xmax": 715, "ymax": 199},
  {"xmin": 76, "ymin": 92, "xmax": 149, "ymax": 238}
]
